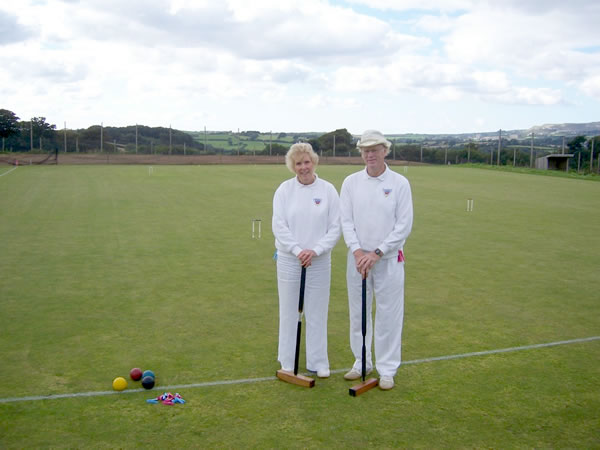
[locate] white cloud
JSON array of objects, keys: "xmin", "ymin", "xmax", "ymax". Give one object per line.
[
  {"xmin": 580, "ymin": 76, "xmax": 600, "ymax": 100},
  {"xmin": 0, "ymin": 9, "xmax": 36, "ymax": 44},
  {"xmin": 330, "ymin": 59, "xmax": 562, "ymax": 106},
  {"xmin": 343, "ymin": 0, "xmax": 476, "ymax": 12},
  {"xmin": 442, "ymin": 4, "xmax": 600, "ymax": 79},
  {"xmin": 472, "ymin": 71, "xmax": 510, "ymax": 94},
  {"xmin": 481, "ymin": 87, "xmax": 564, "ymax": 106},
  {"xmin": 414, "ymin": 14, "xmax": 456, "ymax": 33},
  {"xmin": 1, "ymin": 0, "xmax": 598, "ymax": 133}
]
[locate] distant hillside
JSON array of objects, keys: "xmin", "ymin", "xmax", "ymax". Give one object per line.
[
  {"xmin": 528, "ymin": 122, "xmax": 600, "ymax": 136},
  {"xmin": 383, "ymin": 121, "xmax": 600, "ymax": 144}
]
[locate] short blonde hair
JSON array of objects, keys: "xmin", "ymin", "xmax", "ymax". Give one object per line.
[{"xmin": 285, "ymin": 143, "xmax": 319, "ymax": 173}]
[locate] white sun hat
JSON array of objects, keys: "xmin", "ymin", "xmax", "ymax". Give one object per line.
[{"xmin": 356, "ymin": 130, "xmax": 392, "ymax": 149}]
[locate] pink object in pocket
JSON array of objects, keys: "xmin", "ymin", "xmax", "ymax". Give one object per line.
[{"xmin": 398, "ymin": 250, "xmax": 405, "ymax": 262}]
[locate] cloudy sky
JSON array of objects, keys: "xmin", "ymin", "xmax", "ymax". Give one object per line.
[{"xmin": 1, "ymin": 0, "xmax": 599, "ymax": 134}]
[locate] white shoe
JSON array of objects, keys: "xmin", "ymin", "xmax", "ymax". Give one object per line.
[
  {"xmin": 317, "ymin": 369, "xmax": 330, "ymax": 378},
  {"xmin": 343, "ymin": 367, "xmax": 372, "ymax": 380},
  {"xmin": 379, "ymin": 376, "xmax": 394, "ymax": 390}
]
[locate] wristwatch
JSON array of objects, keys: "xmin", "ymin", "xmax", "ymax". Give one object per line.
[{"xmin": 374, "ymin": 248, "xmax": 383, "ymax": 257}]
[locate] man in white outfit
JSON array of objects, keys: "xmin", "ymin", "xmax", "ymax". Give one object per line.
[
  {"xmin": 340, "ymin": 130, "xmax": 413, "ymax": 390},
  {"xmin": 273, "ymin": 143, "xmax": 341, "ymax": 378}
]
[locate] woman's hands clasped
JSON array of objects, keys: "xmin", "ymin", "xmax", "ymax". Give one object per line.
[{"xmin": 297, "ymin": 249, "xmax": 317, "ymax": 268}]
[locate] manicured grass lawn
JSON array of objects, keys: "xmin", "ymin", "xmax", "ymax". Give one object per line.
[{"xmin": 1, "ymin": 164, "xmax": 598, "ymax": 448}]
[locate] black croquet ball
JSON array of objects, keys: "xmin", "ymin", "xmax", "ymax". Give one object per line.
[{"xmin": 141, "ymin": 375, "xmax": 155, "ymax": 390}]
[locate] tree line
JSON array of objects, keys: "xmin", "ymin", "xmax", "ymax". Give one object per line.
[
  {"xmin": 0, "ymin": 109, "xmax": 204, "ymax": 154},
  {"xmin": 1, "ymin": 108, "xmax": 598, "ymax": 171}
]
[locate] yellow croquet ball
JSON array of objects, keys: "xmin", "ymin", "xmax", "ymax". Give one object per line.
[{"xmin": 112, "ymin": 376, "xmax": 128, "ymax": 391}]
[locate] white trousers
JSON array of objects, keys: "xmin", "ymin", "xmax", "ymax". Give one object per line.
[
  {"xmin": 276, "ymin": 251, "xmax": 331, "ymax": 372},
  {"xmin": 346, "ymin": 250, "xmax": 405, "ymax": 377}
]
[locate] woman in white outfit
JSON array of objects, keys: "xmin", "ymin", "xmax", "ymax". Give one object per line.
[{"xmin": 272, "ymin": 143, "xmax": 341, "ymax": 378}]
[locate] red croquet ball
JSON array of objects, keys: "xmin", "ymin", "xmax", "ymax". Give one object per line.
[{"xmin": 130, "ymin": 367, "xmax": 143, "ymax": 381}]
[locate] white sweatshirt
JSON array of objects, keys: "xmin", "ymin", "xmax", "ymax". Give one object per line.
[
  {"xmin": 340, "ymin": 165, "xmax": 413, "ymax": 259},
  {"xmin": 272, "ymin": 174, "xmax": 341, "ymax": 257}
]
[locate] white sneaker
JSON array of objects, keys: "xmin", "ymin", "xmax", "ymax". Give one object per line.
[
  {"xmin": 317, "ymin": 369, "xmax": 330, "ymax": 378},
  {"xmin": 379, "ymin": 376, "xmax": 394, "ymax": 390},
  {"xmin": 343, "ymin": 367, "xmax": 372, "ymax": 380}
]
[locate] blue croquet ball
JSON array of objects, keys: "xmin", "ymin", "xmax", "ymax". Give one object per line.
[
  {"xmin": 142, "ymin": 370, "xmax": 155, "ymax": 380},
  {"xmin": 141, "ymin": 375, "xmax": 155, "ymax": 390}
]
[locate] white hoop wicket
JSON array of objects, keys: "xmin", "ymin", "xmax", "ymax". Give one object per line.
[
  {"xmin": 148, "ymin": 166, "xmax": 154, "ymax": 175},
  {"xmin": 467, "ymin": 198, "xmax": 474, "ymax": 212},
  {"xmin": 252, "ymin": 219, "xmax": 262, "ymax": 239}
]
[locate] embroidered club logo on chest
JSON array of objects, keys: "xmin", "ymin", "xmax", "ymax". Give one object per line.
[
  {"xmin": 383, "ymin": 188, "xmax": 392, "ymax": 197},
  {"xmin": 313, "ymin": 198, "xmax": 322, "ymax": 205}
]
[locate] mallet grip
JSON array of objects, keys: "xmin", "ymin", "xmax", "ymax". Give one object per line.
[
  {"xmin": 361, "ymin": 277, "xmax": 367, "ymax": 382},
  {"xmin": 298, "ymin": 266, "xmax": 306, "ymax": 313},
  {"xmin": 294, "ymin": 266, "xmax": 307, "ymax": 376}
]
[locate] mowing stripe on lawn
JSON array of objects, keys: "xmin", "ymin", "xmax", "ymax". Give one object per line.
[
  {"xmin": 1, "ymin": 336, "xmax": 598, "ymax": 404},
  {"xmin": 0, "ymin": 166, "xmax": 17, "ymax": 177}
]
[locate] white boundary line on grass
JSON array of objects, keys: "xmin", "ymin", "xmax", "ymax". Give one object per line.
[
  {"xmin": 0, "ymin": 166, "xmax": 17, "ymax": 177},
  {"xmin": 1, "ymin": 336, "xmax": 598, "ymax": 404}
]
